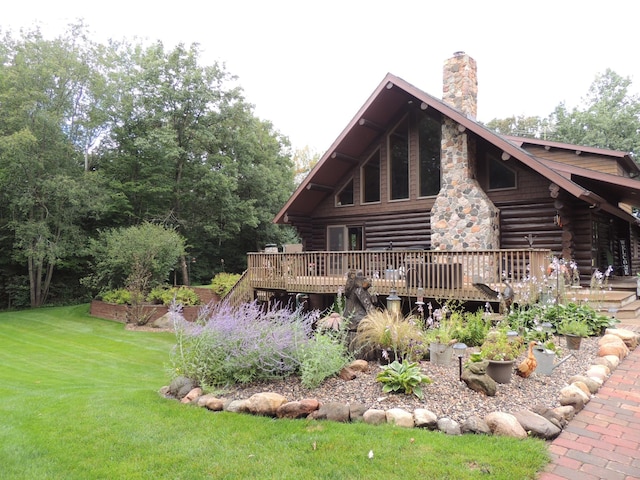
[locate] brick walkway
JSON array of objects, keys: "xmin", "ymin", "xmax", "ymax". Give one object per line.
[{"xmin": 539, "ymin": 327, "xmax": 640, "ymax": 480}]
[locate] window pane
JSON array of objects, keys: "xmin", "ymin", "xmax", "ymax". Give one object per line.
[
  {"xmin": 488, "ymin": 157, "xmax": 516, "ymax": 190},
  {"xmin": 362, "ymin": 150, "xmax": 380, "ymax": 203},
  {"xmin": 418, "ymin": 114, "xmax": 441, "ymax": 196},
  {"xmin": 389, "ymin": 117, "xmax": 409, "ymax": 200},
  {"xmin": 337, "ymin": 179, "xmax": 354, "ymax": 205}
]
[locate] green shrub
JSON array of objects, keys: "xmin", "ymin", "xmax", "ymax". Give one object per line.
[
  {"xmin": 376, "ymin": 360, "xmax": 431, "ymax": 399},
  {"xmin": 449, "ymin": 309, "xmax": 491, "ymax": 347},
  {"xmin": 101, "ymin": 288, "xmax": 131, "ymax": 305},
  {"xmin": 210, "ymin": 272, "xmax": 241, "ymax": 297},
  {"xmin": 299, "ymin": 331, "xmax": 351, "ymax": 388},
  {"xmin": 147, "ymin": 286, "xmax": 200, "ymax": 306}
]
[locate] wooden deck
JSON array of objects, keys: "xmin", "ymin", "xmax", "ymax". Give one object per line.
[{"xmin": 247, "ymin": 248, "xmax": 552, "ymax": 303}]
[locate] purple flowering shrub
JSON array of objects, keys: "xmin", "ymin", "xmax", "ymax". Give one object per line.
[{"xmin": 170, "ymin": 300, "xmax": 321, "ymax": 386}]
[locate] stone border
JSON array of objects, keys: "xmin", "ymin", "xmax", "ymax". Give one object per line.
[{"xmin": 161, "ymin": 328, "xmax": 638, "ymax": 440}]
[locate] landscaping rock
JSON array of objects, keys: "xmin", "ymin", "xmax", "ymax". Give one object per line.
[
  {"xmin": 347, "ymin": 359, "xmax": 370, "ymax": 373},
  {"xmin": 349, "ymin": 402, "xmax": 368, "ymax": 422},
  {"xmin": 531, "ymin": 404, "xmax": 566, "ymax": 429},
  {"xmin": 168, "ymin": 376, "xmax": 197, "ymax": 399},
  {"xmin": 461, "ymin": 361, "xmax": 496, "ymax": 396},
  {"xmin": 310, "ymin": 402, "xmax": 350, "ymax": 422},
  {"xmin": 484, "ymin": 412, "xmax": 527, "ymax": 439},
  {"xmin": 386, "ymin": 408, "xmax": 414, "ymax": 428},
  {"xmin": 605, "ymin": 327, "xmax": 639, "ymax": 349},
  {"xmin": 339, "ymin": 367, "xmax": 357, "ymax": 380},
  {"xmin": 180, "ymin": 387, "xmax": 202, "ymax": 403},
  {"xmin": 362, "ymin": 408, "xmax": 386, "ymax": 425},
  {"xmin": 247, "ymin": 392, "xmax": 288, "ymax": 416},
  {"xmin": 602, "ymin": 354, "xmax": 620, "ymax": 369},
  {"xmin": 585, "ymin": 364, "xmax": 610, "ymax": 381},
  {"xmin": 151, "ymin": 313, "xmax": 173, "ymax": 329},
  {"xmin": 277, "ymin": 399, "xmax": 319, "ymax": 419},
  {"xmin": 414, "ymin": 408, "xmax": 438, "ymax": 429},
  {"xmin": 598, "ymin": 334, "xmax": 629, "ymax": 359},
  {"xmin": 461, "ymin": 415, "xmax": 491, "ymax": 435},
  {"xmin": 552, "ymin": 405, "xmax": 576, "ymax": 424},
  {"xmin": 225, "ymin": 399, "xmax": 251, "ymax": 413},
  {"xmin": 571, "ymin": 381, "xmax": 592, "ymax": 397},
  {"xmin": 198, "ymin": 394, "xmax": 225, "ymax": 411},
  {"xmin": 437, "ymin": 417, "xmax": 462, "ymax": 435},
  {"xmin": 512, "ymin": 410, "xmax": 561, "ymax": 440},
  {"xmin": 567, "ymin": 375, "xmax": 601, "ymax": 394},
  {"xmin": 558, "ymin": 385, "xmax": 587, "ymax": 412}
]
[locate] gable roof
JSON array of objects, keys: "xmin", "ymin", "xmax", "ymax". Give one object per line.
[{"xmin": 274, "ymin": 73, "xmax": 640, "ymax": 225}]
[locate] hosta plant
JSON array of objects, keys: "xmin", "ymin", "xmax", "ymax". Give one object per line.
[{"xmin": 376, "ymin": 360, "xmax": 431, "ymax": 399}]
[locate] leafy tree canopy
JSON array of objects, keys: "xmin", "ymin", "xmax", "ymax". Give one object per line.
[{"xmin": 486, "ymin": 69, "xmax": 640, "ymax": 159}]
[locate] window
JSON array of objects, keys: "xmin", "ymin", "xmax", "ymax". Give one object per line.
[
  {"xmin": 389, "ymin": 116, "xmax": 409, "ymax": 200},
  {"xmin": 336, "ymin": 179, "xmax": 354, "ymax": 206},
  {"xmin": 488, "ymin": 156, "xmax": 516, "ymax": 190},
  {"xmin": 362, "ymin": 150, "xmax": 380, "ymax": 203},
  {"xmin": 418, "ymin": 114, "xmax": 441, "ymax": 196}
]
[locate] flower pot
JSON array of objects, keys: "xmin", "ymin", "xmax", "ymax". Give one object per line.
[
  {"xmin": 564, "ymin": 334, "xmax": 582, "ymax": 350},
  {"xmin": 429, "ymin": 342, "xmax": 453, "ymax": 366},
  {"xmin": 486, "ymin": 360, "xmax": 515, "ymax": 384}
]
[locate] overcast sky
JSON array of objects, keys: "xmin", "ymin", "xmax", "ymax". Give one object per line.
[{"xmin": 3, "ymin": 0, "xmax": 638, "ymax": 154}]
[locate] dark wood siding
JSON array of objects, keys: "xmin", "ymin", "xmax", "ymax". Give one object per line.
[{"xmin": 521, "ymin": 145, "xmax": 620, "ymax": 175}]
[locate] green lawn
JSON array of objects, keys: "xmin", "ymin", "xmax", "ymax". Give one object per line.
[{"xmin": 0, "ymin": 305, "xmax": 550, "ymax": 479}]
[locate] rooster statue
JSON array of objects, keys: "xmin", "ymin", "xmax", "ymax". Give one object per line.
[
  {"xmin": 516, "ymin": 341, "xmax": 538, "ymax": 378},
  {"xmin": 472, "ymin": 280, "xmax": 514, "ymax": 311}
]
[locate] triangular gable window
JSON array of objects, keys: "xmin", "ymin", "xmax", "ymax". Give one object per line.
[{"xmin": 488, "ymin": 156, "xmax": 517, "ymax": 190}]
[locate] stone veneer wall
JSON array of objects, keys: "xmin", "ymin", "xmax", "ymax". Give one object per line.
[{"xmin": 430, "ymin": 52, "xmax": 500, "ymax": 251}]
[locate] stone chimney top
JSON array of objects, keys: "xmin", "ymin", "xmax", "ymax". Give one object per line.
[{"xmin": 442, "ymin": 52, "xmax": 477, "ymax": 119}]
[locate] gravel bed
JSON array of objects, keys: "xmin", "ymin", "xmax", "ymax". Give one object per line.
[{"xmin": 219, "ymin": 336, "xmax": 600, "ymax": 424}]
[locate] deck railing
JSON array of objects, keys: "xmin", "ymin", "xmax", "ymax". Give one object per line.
[{"xmin": 247, "ymin": 249, "xmax": 551, "ymax": 302}]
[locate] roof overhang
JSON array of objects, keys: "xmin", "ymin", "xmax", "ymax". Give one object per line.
[{"xmin": 274, "ymin": 74, "xmax": 640, "ymax": 226}]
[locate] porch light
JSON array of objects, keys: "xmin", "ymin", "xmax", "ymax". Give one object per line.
[
  {"xmin": 386, "ymin": 289, "xmax": 401, "ymax": 317},
  {"xmin": 453, "ymin": 342, "xmax": 467, "ymax": 381}
]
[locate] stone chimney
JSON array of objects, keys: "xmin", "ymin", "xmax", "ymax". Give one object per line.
[
  {"xmin": 430, "ymin": 52, "xmax": 500, "ymax": 251},
  {"xmin": 442, "ymin": 51, "xmax": 477, "ymax": 118}
]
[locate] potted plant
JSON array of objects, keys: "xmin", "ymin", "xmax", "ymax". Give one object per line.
[
  {"xmin": 480, "ymin": 329, "xmax": 524, "ymax": 383},
  {"xmin": 424, "ymin": 321, "xmax": 458, "ymax": 366},
  {"xmin": 556, "ymin": 318, "xmax": 590, "ymax": 350}
]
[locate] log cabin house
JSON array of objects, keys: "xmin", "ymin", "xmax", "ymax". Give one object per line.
[{"xmin": 238, "ymin": 52, "xmax": 640, "ymax": 316}]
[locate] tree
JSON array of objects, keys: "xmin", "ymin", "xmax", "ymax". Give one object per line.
[
  {"xmin": 98, "ymin": 41, "xmax": 296, "ymax": 280},
  {"xmin": 485, "ymin": 115, "xmax": 553, "ymax": 140},
  {"xmin": 0, "ymin": 25, "xmax": 113, "ymax": 307},
  {"xmin": 550, "ymin": 69, "xmax": 640, "ymax": 156}
]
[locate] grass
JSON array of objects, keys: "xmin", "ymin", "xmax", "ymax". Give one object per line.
[{"xmin": 0, "ymin": 305, "xmax": 550, "ymax": 479}]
